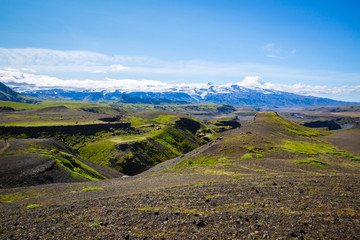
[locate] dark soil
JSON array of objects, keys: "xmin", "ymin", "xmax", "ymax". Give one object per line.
[
  {"xmin": 0, "ymin": 174, "xmax": 359, "ymax": 239},
  {"xmin": 327, "ymin": 129, "xmax": 360, "ymax": 155}
]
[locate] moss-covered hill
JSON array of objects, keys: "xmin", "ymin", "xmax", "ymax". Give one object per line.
[
  {"xmin": 79, "ymin": 112, "xmax": 218, "ymax": 175},
  {"xmin": 0, "ymin": 101, "xmax": 241, "ymax": 179},
  {"xmin": 157, "ymin": 112, "xmax": 360, "ymax": 177}
]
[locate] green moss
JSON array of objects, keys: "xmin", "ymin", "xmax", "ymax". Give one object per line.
[
  {"xmin": 26, "ymin": 204, "xmax": 41, "ymax": 209},
  {"xmin": 169, "ymin": 156, "xmax": 225, "ymax": 169},
  {"xmin": 203, "ymin": 133, "xmax": 217, "ymax": 141},
  {"xmin": 88, "ymin": 222, "xmax": 101, "ymax": 228},
  {"xmin": 241, "ymin": 153, "xmax": 254, "ymax": 160},
  {"xmin": 351, "ymin": 157, "xmax": 360, "ymax": 162},
  {"xmin": 139, "ymin": 207, "xmax": 162, "ymax": 211},
  {"xmin": 79, "ymin": 140, "xmax": 117, "ymax": 166},
  {"xmin": 204, "ymin": 194, "xmax": 220, "ymax": 199},
  {"xmin": 40, "ymin": 151, "xmax": 105, "ymax": 181},
  {"xmin": 153, "ymin": 126, "xmax": 203, "ymax": 155},
  {"xmin": 256, "ymin": 153, "xmax": 263, "ymax": 160},
  {"xmin": 293, "ymin": 158, "xmax": 330, "ymax": 169},
  {"xmin": 80, "ymin": 187, "xmax": 103, "ymax": 192},
  {"xmin": 0, "ymin": 190, "xmax": 42, "ymax": 203},
  {"xmin": 286, "ymin": 128, "xmax": 323, "ymax": 137},
  {"xmin": 217, "ymin": 157, "xmax": 229, "ymax": 163},
  {"xmin": 281, "ymin": 140, "xmax": 338, "ymax": 155},
  {"xmin": 232, "ymin": 174, "xmax": 242, "ymax": 180}
]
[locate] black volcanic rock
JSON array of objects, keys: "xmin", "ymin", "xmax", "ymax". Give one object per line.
[
  {"xmin": 303, "ymin": 120, "xmax": 341, "ymax": 130},
  {"xmin": 214, "ymin": 120, "xmax": 241, "ymax": 129}
]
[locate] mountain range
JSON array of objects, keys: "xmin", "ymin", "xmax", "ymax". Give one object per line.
[{"xmin": 19, "ymin": 82, "xmax": 358, "ymax": 108}]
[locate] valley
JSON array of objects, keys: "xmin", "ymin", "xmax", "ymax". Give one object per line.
[{"xmin": 0, "ymin": 98, "xmax": 359, "ymax": 239}]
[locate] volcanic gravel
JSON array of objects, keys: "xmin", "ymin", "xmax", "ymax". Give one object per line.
[{"xmin": 1, "ymin": 174, "xmax": 359, "ymax": 239}]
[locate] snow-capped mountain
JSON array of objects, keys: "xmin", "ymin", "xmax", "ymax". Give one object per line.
[
  {"xmin": 1, "ymin": 68, "xmax": 357, "ymax": 107},
  {"xmin": 20, "ymin": 82, "xmax": 358, "ymax": 108}
]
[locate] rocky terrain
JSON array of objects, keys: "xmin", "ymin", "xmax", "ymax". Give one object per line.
[
  {"xmin": 1, "ymin": 174, "xmax": 359, "ymax": 239},
  {"xmin": 0, "ymin": 112, "xmax": 359, "ymax": 239}
]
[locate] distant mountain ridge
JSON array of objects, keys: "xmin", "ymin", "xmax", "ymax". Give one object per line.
[
  {"xmin": 0, "ymin": 82, "xmax": 37, "ymax": 103},
  {"xmin": 20, "ymin": 82, "xmax": 358, "ymax": 108}
]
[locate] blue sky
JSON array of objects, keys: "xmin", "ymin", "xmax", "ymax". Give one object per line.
[{"xmin": 0, "ymin": 0, "xmax": 359, "ymax": 101}]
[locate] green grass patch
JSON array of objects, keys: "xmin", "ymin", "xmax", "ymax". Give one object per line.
[
  {"xmin": 196, "ymin": 158, "xmax": 219, "ymax": 164},
  {"xmin": 232, "ymin": 174, "xmax": 243, "ymax": 180},
  {"xmin": 282, "ymin": 140, "xmax": 360, "ymax": 162},
  {"xmin": 204, "ymin": 194, "xmax": 220, "ymax": 199},
  {"xmin": 281, "ymin": 140, "xmax": 339, "ymax": 155},
  {"xmin": 80, "ymin": 187, "xmax": 103, "ymax": 192},
  {"xmin": 293, "ymin": 158, "xmax": 330, "ymax": 169},
  {"xmin": 26, "ymin": 204, "xmax": 42, "ymax": 209},
  {"xmin": 153, "ymin": 126, "xmax": 203, "ymax": 155},
  {"xmin": 78, "ymin": 140, "xmax": 117, "ymax": 166},
  {"xmin": 0, "ymin": 190, "xmax": 42, "ymax": 203},
  {"xmin": 152, "ymin": 114, "xmax": 178, "ymax": 123},
  {"xmin": 241, "ymin": 153, "xmax": 254, "ymax": 160},
  {"xmin": 139, "ymin": 207, "xmax": 162, "ymax": 211},
  {"xmin": 169, "ymin": 156, "xmax": 228, "ymax": 170},
  {"xmin": 88, "ymin": 222, "xmax": 101, "ymax": 228},
  {"xmin": 0, "ymin": 100, "xmax": 40, "ymax": 110},
  {"xmin": 286, "ymin": 128, "xmax": 324, "ymax": 137},
  {"xmin": 217, "ymin": 157, "xmax": 229, "ymax": 163}
]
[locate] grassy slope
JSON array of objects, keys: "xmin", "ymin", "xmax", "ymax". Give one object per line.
[
  {"xmin": 79, "ymin": 112, "xmax": 209, "ymax": 175},
  {"xmin": 162, "ymin": 112, "xmax": 360, "ymax": 177}
]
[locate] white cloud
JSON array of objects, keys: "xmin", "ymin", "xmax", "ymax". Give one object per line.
[
  {"xmin": 0, "ymin": 48, "xmax": 151, "ymax": 66},
  {"xmin": 237, "ymin": 76, "xmax": 265, "ymax": 88},
  {"xmin": 0, "ymin": 68, "xmax": 167, "ymax": 92},
  {"xmin": 263, "ymin": 43, "xmax": 277, "ymax": 52},
  {"xmin": 236, "ymin": 75, "xmax": 360, "ymax": 101},
  {"xmin": 109, "ymin": 64, "xmax": 129, "ymax": 71},
  {"xmin": 262, "ymin": 43, "xmax": 296, "ymax": 59}
]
